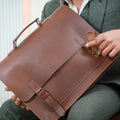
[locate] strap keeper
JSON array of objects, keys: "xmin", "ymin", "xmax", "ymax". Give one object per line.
[
  {"xmin": 38, "ymin": 90, "xmax": 65, "ymax": 117},
  {"xmin": 28, "ymin": 80, "xmax": 65, "ymax": 116}
]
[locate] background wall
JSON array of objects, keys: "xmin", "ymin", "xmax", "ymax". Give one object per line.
[{"xmin": 0, "ymin": 0, "xmax": 49, "ymax": 106}]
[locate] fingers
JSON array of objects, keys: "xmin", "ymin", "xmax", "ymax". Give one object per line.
[
  {"xmin": 87, "ymin": 31, "xmax": 98, "ymax": 55},
  {"xmin": 12, "ymin": 95, "xmax": 17, "ymax": 101},
  {"xmin": 102, "ymin": 44, "xmax": 114, "ymax": 56},
  {"xmin": 5, "ymin": 87, "xmax": 10, "ymax": 91},
  {"xmin": 99, "ymin": 41, "xmax": 108, "ymax": 50},
  {"xmin": 15, "ymin": 98, "xmax": 30, "ymax": 111},
  {"xmin": 20, "ymin": 103, "xmax": 30, "ymax": 111},
  {"xmin": 15, "ymin": 97, "xmax": 22, "ymax": 105},
  {"xmin": 13, "ymin": 97, "xmax": 31, "ymax": 111},
  {"xmin": 20, "ymin": 103, "xmax": 26, "ymax": 109},
  {"xmin": 109, "ymin": 48, "xmax": 119, "ymax": 58},
  {"xmin": 26, "ymin": 107, "xmax": 30, "ymax": 111},
  {"xmin": 86, "ymin": 34, "xmax": 105, "ymax": 47},
  {"xmin": 5, "ymin": 87, "xmax": 30, "ymax": 111},
  {"xmin": 85, "ymin": 32, "xmax": 120, "ymax": 57},
  {"xmin": 12, "ymin": 95, "xmax": 22, "ymax": 106},
  {"xmin": 96, "ymin": 41, "xmax": 107, "ymax": 55},
  {"xmin": 21, "ymin": 104, "xmax": 26, "ymax": 109}
]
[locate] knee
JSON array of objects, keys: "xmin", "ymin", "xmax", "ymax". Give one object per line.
[
  {"xmin": 0, "ymin": 99, "xmax": 16, "ymax": 120},
  {"xmin": 67, "ymin": 93, "xmax": 106, "ymax": 120},
  {"xmin": 67, "ymin": 84, "xmax": 120, "ymax": 120},
  {"xmin": 0, "ymin": 99, "xmax": 14, "ymax": 112},
  {"xmin": 67, "ymin": 101, "xmax": 97, "ymax": 120},
  {"xmin": 0, "ymin": 99, "xmax": 39, "ymax": 120}
]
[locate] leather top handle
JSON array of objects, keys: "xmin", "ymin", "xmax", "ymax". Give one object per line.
[{"xmin": 13, "ymin": 18, "xmax": 41, "ymax": 49}]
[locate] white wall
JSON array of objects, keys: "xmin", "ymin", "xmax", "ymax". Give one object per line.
[
  {"xmin": 29, "ymin": 0, "xmax": 49, "ymax": 31},
  {"xmin": 31, "ymin": 0, "xmax": 46, "ymax": 21},
  {"xmin": 0, "ymin": 0, "xmax": 23, "ymax": 106},
  {"xmin": 0, "ymin": 0, "xmax": 48, "ymax": 106}
]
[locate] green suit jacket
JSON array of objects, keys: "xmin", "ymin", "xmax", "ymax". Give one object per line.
[{"xmin": 41, "ymin": 0, "xmax": 120, "ymax": 85}]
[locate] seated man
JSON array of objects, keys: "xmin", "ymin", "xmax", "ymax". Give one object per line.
[{"xmin": 0, "ymin": 0, "xmax": 120, "ymax": 120}]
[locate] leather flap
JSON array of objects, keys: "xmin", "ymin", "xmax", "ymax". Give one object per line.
[{"xmin": 0, "ymin": 6, "xmax": 98, "ymax": 102}]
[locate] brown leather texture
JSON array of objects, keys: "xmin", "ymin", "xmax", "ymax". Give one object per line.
[
  {"xmin": 110, "ymin": 114, "xmax": 120, "ymax": 120},
  {"xmin": 0, "ymin": 5, "xmax": 118, "ymax": 120}
]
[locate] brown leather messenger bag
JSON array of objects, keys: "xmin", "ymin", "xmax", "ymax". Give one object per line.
[{"xmin": 0, "ymin": 5, "xmax": 118, "ymax": 120}]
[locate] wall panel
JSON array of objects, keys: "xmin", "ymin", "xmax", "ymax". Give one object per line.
[
  {"xmin": 0, "ymin": 0, "xmax": 23, "ymax": 106},
  {"xmin": 0, "ymin": 0, "xmax": 48, "ymax": 107}
]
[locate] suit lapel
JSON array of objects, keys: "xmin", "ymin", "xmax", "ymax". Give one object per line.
[
  {"xmin": 49, "ymin": 0, "xmax": 107, "ymax": 32},
  {"xmin": 88, "ymin": 0, "xmax": 108, "ymax": 32}
]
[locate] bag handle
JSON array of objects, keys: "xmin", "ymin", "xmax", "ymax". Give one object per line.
[{"xmin": 13, "ymin": 18, "xmax": 41, "ymax": 49}]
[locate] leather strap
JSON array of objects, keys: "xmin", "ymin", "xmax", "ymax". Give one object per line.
[
  {"xmin": 13, "ymin": 18, "xmax": 41, "ymax": 49},
  {"xmin": 38, "ymin": 90, "xmax": 65, "ymax": 116},
  {"xmin": 87, "ymin": 31, "xmax": 99, "ymax": 57},
  {"xmin": 28, "ymin": 80, "xmax": 65, "ymax": 116}
]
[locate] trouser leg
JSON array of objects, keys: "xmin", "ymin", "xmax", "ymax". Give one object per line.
[
  {"xmin": 0, "ymin": 84, "xmax": 120, "ymax": 120},
  {"xmin": 67, "ymin": 84, "xmax": 120, "ymax": 120},
  {"xmin": 0, "ymin": 99, "xmax": 39, "ymax": 120},
  {"xmin": 0, "ymin": 99, "xmax": 67, "ymax": 120}
]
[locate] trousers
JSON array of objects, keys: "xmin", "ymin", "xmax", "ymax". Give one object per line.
[{"xmin": 0, "ymin": 83, "xmax": 120, "ymax": 120}]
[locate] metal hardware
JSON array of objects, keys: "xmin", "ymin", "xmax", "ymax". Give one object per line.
[
  {"xmin": 36, "ymin": 18, "xmax": 41, "ymax": 26},
  {"xmin": 13, "ymin": 41, "xmax": 17, "ymax": 49},
  {"xmin": 36, "ymin": 87, "xmax": 42, "ymax": 94},
  {"xmin": 13, "ymin": 18, "xmax": 41, "ymax": 49}
]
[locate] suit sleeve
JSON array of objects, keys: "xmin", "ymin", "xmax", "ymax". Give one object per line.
[
  {"xmin": 41, "ymin": 3, "xmax": 48, "ymax": 22},
  {"xmin": 41, "ymin": 0, "xmax": 60, "ymax": 22}
]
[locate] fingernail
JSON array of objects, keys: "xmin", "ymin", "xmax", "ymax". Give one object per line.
[
  {"xmin": 85, "ymin": 43, "xmax": 88, "ymax": 47},
  {"xmin": 17, "ymin": 98, "xmax": 20, "ymax": 101},
  {"xmin": 102, "ymin": 53, "xmax": 106, "ymax": 57}
]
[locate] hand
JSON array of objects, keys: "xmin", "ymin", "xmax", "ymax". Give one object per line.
[
  {"xmin": 86, "ymin": 29, "xmax": 120, "ymax": 57},
  {"xmin": 5, "ymin": 87, "xmax": 30, "ymax": 111}
]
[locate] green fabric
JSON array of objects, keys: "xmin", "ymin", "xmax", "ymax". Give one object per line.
[
  {"xmin": 0, "ymin": 99, "xmax": 39, "ymax": 120},
  {"xmin": 41, "ymin": 0, "xmax": 120, "ymax": 84},
  {"xmin": 41, "ymin": 0, "xmax": 60, "ymax": 22},
  {"xmin": 67, "ymin": 84, "xmax": 120, "ymax": 120}
]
